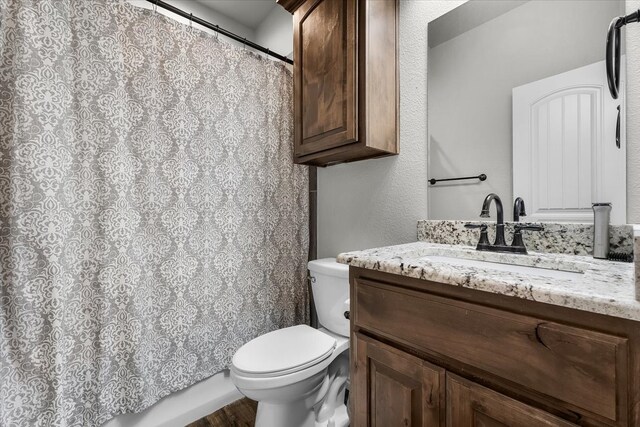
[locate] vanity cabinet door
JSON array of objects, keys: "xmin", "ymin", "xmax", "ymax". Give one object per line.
[
  {"xmin": 446, "ymin": 374, "xmax": 577, "ymax": 427},
  {"xmin": 352, "ymin": 276, "xmax": 628, "ymax": 423},
  {"xmin": 352, "ymin": 333, "xmax": 445, "ymax": 427}
]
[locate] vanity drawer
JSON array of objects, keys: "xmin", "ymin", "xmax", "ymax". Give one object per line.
[{"xmin": 352, "ymin": 277, "xmax": 629, "ymax": 423}]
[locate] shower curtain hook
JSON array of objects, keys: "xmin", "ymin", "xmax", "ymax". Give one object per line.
[
  {"xmin": 189, "ymin": 13, "xmax": 193, "ymax": 29},
  {"xmin": 215, "ymin": 24, "xmax": 220, "ymax": 41},
  {"xmin": 243, "ymin": 37, "xmax": 247, "ymax": 51},
  {"xmin": 153, "ymin": 0, "xmax": 158, "ymax": 13}
]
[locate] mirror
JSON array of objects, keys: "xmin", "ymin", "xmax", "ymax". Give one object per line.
[{"xmin": 427, "ymin": 0, "xmax": 627, "ymax": 224}]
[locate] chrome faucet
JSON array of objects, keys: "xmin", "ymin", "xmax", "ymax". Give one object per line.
[
  {"xmin": 465, "ymin": 193, "xmax": 543, "ymax": 254},
  {"xmin": 513, "ymin": 197, "xmax": 527, "ymax": 222}
]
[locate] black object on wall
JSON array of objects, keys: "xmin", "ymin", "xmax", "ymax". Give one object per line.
[
  {"xmin": 429, "ymin": 174, "xmax": 487, "ymax": 185},
  {"xmin": 606, "ymin": 9, "xmax": 640, "ymax": 99}
]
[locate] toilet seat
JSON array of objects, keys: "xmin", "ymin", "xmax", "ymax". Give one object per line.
[
  {"xmin": 232, "ymin": 325, "xmax": 337, "ymax": 377},
  {"xmin": 231, "ymin": 327, "xmax": 349, "ymax": 391}
]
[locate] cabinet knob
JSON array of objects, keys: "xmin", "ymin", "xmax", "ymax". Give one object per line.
[{"xmin": 344, "ymin": 311, "xmax": 350, "ymax": 319}]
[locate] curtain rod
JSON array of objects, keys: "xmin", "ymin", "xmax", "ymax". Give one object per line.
[{"xmin": 144, "ymin": 0, "xmax": 294, "ymax": 65}]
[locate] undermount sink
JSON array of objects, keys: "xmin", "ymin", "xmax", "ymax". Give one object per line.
[{"xmin": 421, "ymin": 255, "xmax": 585, "ymax": 280}]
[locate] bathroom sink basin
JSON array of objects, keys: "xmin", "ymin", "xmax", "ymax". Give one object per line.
[{"xmin": 422, "ymin": 255, "xmax": 584, "ymax": 280}]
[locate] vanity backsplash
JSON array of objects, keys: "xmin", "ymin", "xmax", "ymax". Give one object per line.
[{"xmin": 417, "ymin": 220, "xmax": 634, "ymax": 257}]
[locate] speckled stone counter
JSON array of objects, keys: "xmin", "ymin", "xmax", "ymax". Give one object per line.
[
  {"xmin": 338, "ymin": 242, "xmax": 640, "ymax": 321},
  {"xmin": 417, "ymin": 220, "xmax": 634, "ymax": 256}
]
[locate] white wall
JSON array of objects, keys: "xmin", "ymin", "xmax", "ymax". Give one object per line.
[
  {"xmin": 220, "ymin": 0, "xmax": 639, "ymax": 254},
  {"xmin": 254, "ymin": 5, "xmax": 293, "ymax": 58},
  {"xmin": 316, "ymin": 1, "xmax": 465, "ymax": 258},
  {"xmin": 626, "ymin": 0, "xmax": 640, "ymax": 223},
  {"xmin": 317, "ymin": 0, "xmax": 640, "ymax": 258}
]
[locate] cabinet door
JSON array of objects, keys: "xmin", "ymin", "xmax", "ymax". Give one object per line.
[
  {"xmin": 352, "ymin": 333, "xmax": 445, "ymax": 426},
  {"xmin": 293, "ymin": 0, "xmax": 357, "ymax": 158},
  {"xmin": 446, "ymin": 374, "xmax": 577, "ymax": 427}
]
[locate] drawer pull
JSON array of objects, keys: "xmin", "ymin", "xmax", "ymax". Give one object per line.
[{"xmin": 534, "ymin": 323, "xmax": 551, "ymax": 350}]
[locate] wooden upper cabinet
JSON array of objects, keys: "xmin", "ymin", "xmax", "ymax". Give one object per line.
[
  {"xmin": 285, "ymin": 0, "xmax": 399, "ymax": 166},
  {"xmin": 352, "ymin": 333, "xmax": 445, "ymax": 427},
  {"xmin": 295, "ymin": 0, "xmax": 357, "ymax": 158}
]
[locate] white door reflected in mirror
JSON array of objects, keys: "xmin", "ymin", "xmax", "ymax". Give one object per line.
[{"xmin": 513, "ymin": 59, "xmax": 626, "ymax": 224}]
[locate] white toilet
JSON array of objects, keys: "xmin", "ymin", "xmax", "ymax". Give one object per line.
[{"xmin": 231, "ymin": 258, "xmax": 350, "ymax": 427}]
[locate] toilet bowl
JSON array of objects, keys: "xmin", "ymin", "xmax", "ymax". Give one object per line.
[{"xmin": 231, "ymin": 258, "xmax": 350, "ymax": 427}]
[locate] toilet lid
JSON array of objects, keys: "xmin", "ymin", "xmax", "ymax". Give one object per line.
[{"xmin": 232, "ymin": 325, "xmax": 337, "ymax": 376}]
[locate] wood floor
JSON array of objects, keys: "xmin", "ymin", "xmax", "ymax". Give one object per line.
[{"xmin": 186, "ymin": 398, "xmax": 257, "ymax": 427}]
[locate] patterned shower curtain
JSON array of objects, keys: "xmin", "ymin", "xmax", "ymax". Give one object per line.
[{"xmin": 0, "ymin": 0, "xmax": 309, "ymax": 425}]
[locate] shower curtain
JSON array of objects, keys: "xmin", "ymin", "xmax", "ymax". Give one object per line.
[{"xmin": 0, "ymin": 0, "xmax": 309, "ymax": 425}]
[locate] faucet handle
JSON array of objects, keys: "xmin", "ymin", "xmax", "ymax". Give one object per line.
[
  {"xmin": 512, "ymin": 223, "xmax": 543, "ymax": 250},
  {"xmin": 464, "ymin": 223, "xmax": 488, "ymax": 231},
  {"xmin": 465, "ymin": 223, "xmax": 490, "ymax": 247},
  {"xmin": 514, "ymin": 224, "xmax": 543, "ymax": 233}
]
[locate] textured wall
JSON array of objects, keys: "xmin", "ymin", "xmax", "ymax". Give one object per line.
[
  {"xmin": 318, "ymin": 0, "xmax": 640, "ymax": 259},
  {"xmin": 626, "ymin": 0, "xmax": 640, "ymax": 223},
  {"xmin": 317, "ymin": 1, "xmax": 464, "ymax": 258},
  {"xmin": 428, "ymin": 0, "xmax": 622, "ymax": 221}
]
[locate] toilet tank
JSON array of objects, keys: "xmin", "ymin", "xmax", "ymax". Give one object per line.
[{"xmin": 308, "ymin": 258, "xmax": 349, "ymax": 337}]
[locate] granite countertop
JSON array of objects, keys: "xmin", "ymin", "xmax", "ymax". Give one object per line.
[{"xmin": 337, "ymin": 242, "xmax": 640, "ymax": 321}]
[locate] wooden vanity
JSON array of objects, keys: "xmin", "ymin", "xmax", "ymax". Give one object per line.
[{"xmin": 349, "ymin": 267, "xmax": 640, "ymax": 426}]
